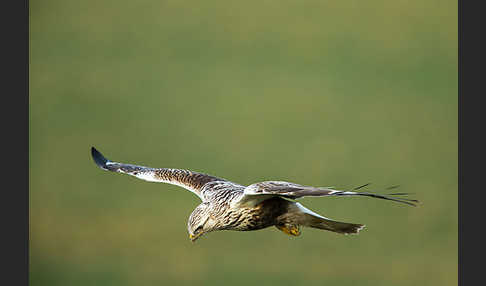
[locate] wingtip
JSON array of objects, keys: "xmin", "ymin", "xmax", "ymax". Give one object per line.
[{"xmin": 91, "ymin": 147, "xmax": 109, "ymax": 170}]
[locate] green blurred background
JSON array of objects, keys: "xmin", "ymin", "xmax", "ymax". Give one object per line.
[{"xmin": 30, "ymin": 0, "xmax": 457, "ymax": 285}]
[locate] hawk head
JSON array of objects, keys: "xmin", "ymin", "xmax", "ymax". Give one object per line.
[{"xmin": 187, "ymin": 202, "xmax": 216, "ymax": 242}]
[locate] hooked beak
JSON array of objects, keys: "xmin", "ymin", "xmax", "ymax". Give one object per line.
[{"xmin": 189, "ymin": 232, "xmax": 203, "ymax": 242}]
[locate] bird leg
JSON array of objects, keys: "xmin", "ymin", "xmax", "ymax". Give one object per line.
[{"xmin": 275, "ymin": 224, "xmax": 301, "ymax": 236}]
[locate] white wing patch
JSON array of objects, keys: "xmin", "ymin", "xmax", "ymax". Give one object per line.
[
  {"xmin": 295, "ymin": 203, "xmax": 328, "ymax": 220},
  {"xmin": 131, "ymin": 171, "xmax": 159, "ymax": 182},
  {"xmin": 122, "ymin": 170, "xmax": 204, "ymax": 200}
]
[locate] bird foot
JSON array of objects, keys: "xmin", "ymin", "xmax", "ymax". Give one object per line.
[{"xmin": 276, "ymin": 224, "xmax": 301, "ymax": 236}]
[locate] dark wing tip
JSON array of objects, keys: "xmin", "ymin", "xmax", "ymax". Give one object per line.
[{"xmin": 91, "ymin": 147, "xmax": 109, "ymax": 170}]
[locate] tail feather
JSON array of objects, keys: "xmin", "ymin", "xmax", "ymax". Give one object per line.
[
  {"xmin": 304, "ymin": 214, "xmax": 365, "ymax": 235},
  {"xmin": 289, "ymin": 203, "xmax": 366, "ymax": 235}
]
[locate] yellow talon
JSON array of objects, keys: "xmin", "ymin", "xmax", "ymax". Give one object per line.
[
  {"xmin": 276, "ymin": 224, "xmax": 301, "ymax": 236},
  {"xmin": 290, "ymin": 228, "xmax": 300, "ymax": 236}
]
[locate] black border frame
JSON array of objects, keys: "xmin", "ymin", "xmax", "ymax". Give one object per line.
[
  {"xmin": 459, "ymin": 0, "xmax": 482, "ymax": 285},
  {"xmin": 2, "ymin": 0, "xmax": 29, "ymax": 285},
  {"xmin": 4, "ymin": 0, "xmax": 470, "ymax": 285}
]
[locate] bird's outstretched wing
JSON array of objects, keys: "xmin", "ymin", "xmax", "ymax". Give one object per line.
[
  {"xmin": 91, "ymin": 147, "xmax": 226, "ymax": 200},
  {"xmin": 236, "ymin": 181, "xmax": 419, "ymax": 207}
]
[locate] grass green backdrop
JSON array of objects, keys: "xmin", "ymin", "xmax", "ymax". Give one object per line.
[{"xmin": 30, "ymin": 1, "xmax": 457, "ymax": 285}]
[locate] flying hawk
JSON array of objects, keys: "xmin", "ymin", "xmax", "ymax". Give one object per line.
[{"xmin": 91, "ymin": 147, "xmax": 418, "ymax": 242}]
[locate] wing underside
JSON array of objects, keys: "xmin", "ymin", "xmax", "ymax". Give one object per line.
[{"xmin": 91, "ymin": 147, "xmax": 226, "ymax": 200}]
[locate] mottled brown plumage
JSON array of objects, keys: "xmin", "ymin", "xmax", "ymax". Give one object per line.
[{"xmin": 91, "ymin": 147, "xmax": 418, "ymax": 242}]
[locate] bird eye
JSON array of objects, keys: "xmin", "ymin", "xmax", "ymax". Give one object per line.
[{"xmin": 195, "ymin": 226, "xmax": 203, "ymax": 234}]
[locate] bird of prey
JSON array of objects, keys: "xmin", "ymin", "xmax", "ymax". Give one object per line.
[{"xmin": 91, "ymin": 147, "xmax": 418, "ymax": 242}]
